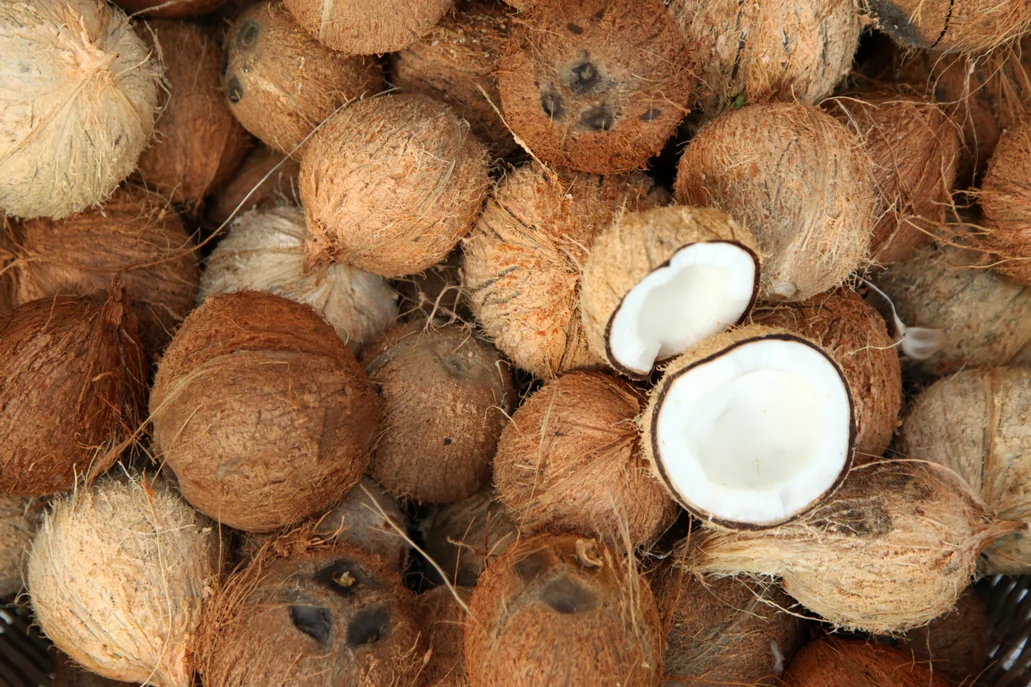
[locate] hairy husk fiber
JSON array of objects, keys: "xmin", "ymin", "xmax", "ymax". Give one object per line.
[
  {"xmin": 284, "ymin": 0, "xmax": 452, "ymax": 55},
  {"xmin": 0, "ymin": 495, "xmax": 43, "ymax": 597},
  {"xmin": 783, "ymin": 636, "xmax": 947, "ymax": 687},
  {"xmin": 417, "ymin": 586, "xmax": 472, "ymax": 687},
  {"xmin": 113, "ymin": 0, "xmax": 230, "ymax": 18},
  {"xmin": 207, "ymin": 145, "xmax": 299, "ymax": 227},
  {"xmin": 420, "ymin": 490, "xmax": 518, "ymax": 587},
  {"xmin": 897, "ymin": 588, "xmax": 989, "ymax": 685},
  {"xmin": 980, "ymin": 118, "xmax": 1031, "ymax": 284},
  {"xmin": 863, "ymin": 0, "xmax": 1031, "ymax": 53}
]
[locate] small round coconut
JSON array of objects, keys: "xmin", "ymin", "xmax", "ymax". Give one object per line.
[
  {"xmin": 896, "ymin": 588, "xmax": 989, "ymax": 686},
  {"xmin": 676, "ymin": 103, "xmax": 876, "ymax": 302},
  {"xmin": 0, "ymin": 292, "xmax": 145, "ymax": 496},
  {"xmin": 283, "ymin": 0, "xmax": 452, "ymax": 54},
  {"xmin": 28, "ymin": 475, "xmax": 221, "ymax": 687},
  {"xmin": 300, "ymin": 94, "xmax": 490, "ymax": 278},
  {"xmin": 420, "ymin": 490, "xmax": 518, "ymax": 586},
  {"xmin": 54, "ymin": 654, "xmax": 135, "ymax": 687},
  {"xmin": 825, "ymin": 90, "xmax": 961, "ymax": 265},
  {"xmin": 150, "ymin": 291, "xmax": 381, "ymax": 532},
  {"xmin": 360, "ymin": 320, "xmax": 515, "ymax": 504},
  {"xmin": 751, "ymin": 289, "xmax": 902, "ymax": 462},
  {"xmin": 207, "ymin": 145, "xmax": 300, "ymax": 228},
  {"xmin": 199, "ymin": 206, "xmax": 397, "ymax": 349},
  {"xmin": 417, "ymin": 586, "xmax": 472, "ymax": 687},
  {"xmin": 0, "ymin": 0, "xmax": 161, "ymax": 219},
  {"xmin": 979, "ymin": 117, "xmax": 1031, "ymax": 284},
  {"xmin": 114, "ymin": 0, "xmax": 230, "ymax": 18},
  {"xmin": 463, "ymin": 163, "xmax": 666, "ymax": 378},
  {"xmin": 223, "ymin": 2, "xmax": 382, "ymax": 156},
  {"xmin": 666, "ymin": 0, "xmax": 860, "ymax": 117},
  {"xmin": 783, "ymin": 636, "xmax": 947, "ymax": 687},
  {"xmin": 494, "ymin": 371, "xmax": 677, "ymax": 549},
  {"xmin": 198, "ymin": 542, "xmax": 424, "ymax": 687},
  {"xmin": 864, "ymin": 0, "xmax": 1031, "ymax": 53},
  {"xmin": 497, "ymin": 0, "xmax": 695, "ymax": 174},
  {"xmin": 0, "ymin": 495, "xmax": 44, "ymax": 597},
  {"xmin": 5, "ymin": 186, "xmax": 199, "ymax": 357}
]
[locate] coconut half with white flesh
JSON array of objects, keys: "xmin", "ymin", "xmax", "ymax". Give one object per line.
[
  {"xmin": 643, "ymin": 325, "xmax": 855, "ymax": 528},
  {"xmin": 581, "ymin": 205, "xmax": 760, "ymax": 378}
]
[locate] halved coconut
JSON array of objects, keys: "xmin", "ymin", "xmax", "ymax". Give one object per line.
[{"xmin": 643, "ymin": 325, "xmax": 854, "ymax": 528}]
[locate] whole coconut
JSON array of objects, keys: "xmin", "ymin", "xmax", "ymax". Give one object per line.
[
  {"xmin": 0, "ymin": 495, "xmax": 44, "ymax": 597},
  {"xmin": 150, "ymin": 291, "xmax": 381, "ymax": 532},
  {"xmin": 783, "ymin": 636, "xmax": 947, "ymax": 687},
  {"xmin": 896, "ymin": 589, "xmax": 989, "ymax": 686},
  {"xmin": 207, "ymin": 145, "xmax": 299, "ymax": 228},
  {"xmin": 863, "ymin": 0, "xmax": 1031, "ymax": 53},
  {"xmin": 498, "ymin": 0, "xmax": 695, "ymax": 174},
  {"xmin": 114, "ymin": 0, "xmax": 230, "ymax": 18},
  {"xmin": 361, "ymin": 320, "xmax": 514, "ymax": 504},
  {"xmin": 675, "ymin": 103, "xmax": 876, "ymax": 302},
  {"xmin": 284, "ymin": 0, "xmax": 452, "ymax": 54},
  {"xmin": 980, "ymin": 117, "xmax": 1031, "ymax": 284},
  {"xmin": 198, "ymin": 206, "xmax": 397, "ymax": 350},
  {"xmin": 0, "ymin": 0, "xmax": 161, "ymax": 219},
  {"xmin": 417, "ymin": 586, "xmax": 472, "ymax": 687},
  {"xmin": 420, "ymin": 490, "xmax": 518, "ymax": 586},
  {"xmin": 465, "ymin": 533, "xmax": 664, "ymax": 687},
  {"xmin": 28, "ymin": 475, "xmax": 221, "ymax": 687},
  {"xmin": 301, "ymin": 94, "xmax": 490, "ymax": 278},
  {"xmin": 223, "ymin": 2, "xmax": 382, "ymax": 155}
]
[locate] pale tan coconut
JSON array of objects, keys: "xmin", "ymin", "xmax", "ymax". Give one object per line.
[
  {"xmin": 284, "ymin": 0, "xmax": 453, "ymax": 55},
  {"xmin": 417, "ymin": 586, "xmax": 472, "ymax": 687},
  {"xmin": 0, "ymin": 495, "xmax": 44, "ymax": 597},
  {"xmin": 0, "ymin": 0, "xmax": 161, "ymax": 219},
  {"xmin": 863, "ymin": 0, "xmax": 1031, "ymax": 53},
  {"xmin": 897, "ymin": 588, "xmax": 990, "ymax": 686},
  {"xmin": 420, "ymin": 490, "xmax": 519, "ymax": 586},
  {"xmin": 207, "ymin": 145, "xmax": 300, "ymax": 228}
]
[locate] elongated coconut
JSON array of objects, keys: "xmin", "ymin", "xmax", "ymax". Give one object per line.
[
  {"xmin": 0, "ymin": 495, "xmax": 44, "ymax": 597},
  {"xmin": 463, "ymin": 163, "xmax": 666, "ymax": 378},
  {"xmin": 28, "ymin": 475, "xmax": 221, "ymax": 687},
  {"xmin": 420, "ymin": 490, "xmax": 518, "ymax": 586},
  {"xmin": 497, "ymin": 0, "xmax": 695, "ymax": 174},
  {"xmin": 979, "ymin": 117, "xmax": 1031, "ymax": 284},
  {"xmin": 0, "ymin": 0, "xmax": 161, "ymax": 219},
  {"xmin": 301, "ymin": 94, "xmax": 489, "ymax": 278},
  {"xmin": 783, "ymin": 636, "xmax": 947, "ymax": 687},
  {"xmin": 199, "ymin": 206, "xmax": 397, "ymax": 349},
  {"xmin": 207, "ymin": 145, "xmax": 299, "ymax": 227},
  {"xmin": 150, "ymin": 291, "xmax": 381, "ymax": 531},
  {"xmin": 114, "ymin": 0, "xmax": 230, "ymax": 18},
  {"xmin": 896, "ymin": 588, "xmax": 989, "ymax": 686},
  {"xmin": 283, "ymin": 0, "xmax": 452, "ymax": 54},
  {"xmin": 863, "ymin": 0, "xmax": 1031, "ymax": 53},
  {"xmin": 223, "ymin": 2, "xmax": 382, "ymax": 156},
  {"xmin": 676, "ymin": 103, "xmax": 876, "ymax": 301},
  {"xmin": 417, "ymin": 586, "xmax": 472, "ymax": 687},
  {"xmin": 580, "ymin": 205, "xmax": 760, "ymax": 378},
  {"xmin": 465, "ymin": 533, "xmax": 664, "ymax": 687}
]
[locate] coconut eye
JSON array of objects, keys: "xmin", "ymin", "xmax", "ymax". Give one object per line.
[
  {"xmin": 579, "ymin": 104, "xmax": 616, "ymax": 132},
  {"xmin": 540, "ymin": 87, "xmax": 566, "ymax": 120},
  {"xmin": 227, "ymin": 76, "xmax": 243, "ymax": 104},
  {"xmin": 514, "ymin": 550, "xmax": 551, "ymax": 582},
  {"xmin": 236, "ymin": 20, "xmax": 260, "ymax": 50},
  {"xmin": 346, "ymin": 606, "xmax": 391, "ymax": 646},
  {"xmin": 541, "ymin": 577, "xmax": 597, "ymax": 614},
  {"xmin": 568, "ymin": 57, "xmax": 601, "ymax": 94},
  {"xmin": 289, "ymin": 605, "xmax": 332, "ymax": 645},
  {"xmin": 315, "ymin": 559, "xmax": 376, "ymax": 595},
  {"xmin": 639, "ymin": 108, "xmax": 662, "ymax": 122}
]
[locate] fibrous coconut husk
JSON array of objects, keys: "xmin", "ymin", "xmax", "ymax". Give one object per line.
[
  {"xmin": 497, "ymin": 0, "xmax": 695, "ymax": 174},
  {"xmin": 0, "ymin": 292, "xmax": 145, "ymax": 496},
  {"xmin": 784, "ymin": 636, "xmax": 947, "ymax": 686},
  {"xmin": 223, "ymin": 2, "xmax": 382, "ymax": 156},
  {"xmin": 675, "ymin": 103, "xmax": 876, "ymax": 302},
  {"xmin": 420, "ymin": 490, "xmax": 519, "ymax": 586},
  {"xmin": 207, "ymin": 145, "xmax": 300, "ymax": 228},
  {"xmin": 979, "ymin": 117, "xmax": 1031, "ymax": 284},
  {"xmin": 463, "ymin": 163, "xmax": 666, "ymax": 379},
  {"xmin": 692, "ymin": 460, "xmax": 1024, "ymax": 633},
  {"xmin": 361, "ymin": 320, "xmax": 514, "ymax": 504},
  {"xmin": 465, "ymin": 533, "xmax": 664, "ymax": 687},
  {"xmin": 199, "ymin": 206, "xmax": 397, "ymax": 350},
  {"xmin": 283, "ymin": 0, "xmax": 453, "ymax": 55},
  {"xmin": 53, "ymin": 654, "xmax": 135, "ymax": 687},
  {"xmin": 114, "ymin": 0, "xmax": 230, "ymax": 18},
  {"xmin": 863, "ymin": 0, "xmax": 1031, "ymax": 53},
  {"xmin": 0, "ymin": 0, "xmax": 161, "ymax": 219},
  {"xmin": 0, "ymin": 495, "xmax": 44, "ymax": 597},
  {"xmin": 896, "ymin": 588, "xmax": 989, "ymax": 686},
  {"xmin": 751, "ymin": 289, "xmax": 902, "ymax": 462},
  {"xmin": 150, "ymin": 291, "xmax": 381, "ymax": 532},
  {"xmin": 28, "ymin": 475, "xmax": 221, "ymax": 687},
  {"xmin": 301, "ymin": 93, "xmax": 490, "ymax": 278},
  {"xmin": 417, "ymin": 586, "xmax": 472, "ymax": 687}
]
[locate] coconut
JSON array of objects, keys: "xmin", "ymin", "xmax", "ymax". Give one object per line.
[
  {"xmin": 464, "ymin": 533, "xmax": 664, "ymax": 687},
  {"xmin": 0, "ymin": 0, "xmax": 161, "ymax": 219},
  {"xmin": 864, "ymin": 0, "xmax": 1031, "ymax": 53},
  {"xmin": 675, "ymin": 103, "xmax": 876, "ymax": 302},
  {"xmin": 979, "ymin": 117, "xmax": 1031, "ymax": 284},
  {"xmin": 223, "ymin": 2, "xmax": 382, "ymax": 156},
  {"xmin": 497, "ymin": 0, "xmax": 695, "ymax": 174},
  {"xmin": 0, "ymin": 292, "xmax": 145, "ymax": 496},
  {"xmin": 149, "ymin": 291, "xmax": 381, "ymax": 532},
  {"xmin": 463, "ymin": 163, "xmax": 666, "ymax": 378},
  {"xmin": 417, "ymin": 586, "xmax": 472, "ymax": 687},
  {"xmin": 199, "ymin": 206, "xmax": 397, "ymax": 350},
  {"xmin": 420, "ymin": 490, "xmax": 519, "ymax": 586},
  {"xmin": 0, "ymin": 495, "xmax": 44, "ymax": 597},
  {"xmin": 825, "ymin": 90, "xmax": 961, "ymax": 265},
  {"xmin": 751, "ymin": 289, "xmax": 902, "ymax": 462},
  {"xmin": 896, "ymin": 589, "xmax": 989, "ymax": 686},
  {"xmin": 54, "ymin": 654, "xmax": 135, "ymax": 687},
  {"xmin": 361, "ymin": 320, "xmax": 515, "ymax": 504},
  {"xmin": 28, "ymin": 475, "xmax": 221, "ymax": 687},
  {"xmin": 580, "ymin": 205, "xmax": 761, "ymax": 378},
  {"xmin": 784, "ymin": 636, "xmax": 948, "ymax": 687},
  {"xmin": 114, "ymin": 0, "xmax": 230, "ymax": 18},
  {"xmin": 5, "ymin": 186, "xmax": 199, "ymax": 357},
  {"xmin": 283, "ymin": 0, "xmax": 452, "ymax": 54},
  {"xmin": 301, "ymin": 93, "xmax": 489, "ymax": 278},
  {"xmin": 207, "ymin": 145, "xmax": 300, "ymax": 228}
]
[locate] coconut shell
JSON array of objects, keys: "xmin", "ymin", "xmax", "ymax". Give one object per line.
[
  {"xmin": 53, "ymin": 654, "xmax": 135, "ymax": 687},
  {"xmin": 864, "ymin": 0, "xmax": 1031, "ymax": 53},
  {"xmin": 751, "ymin": 289, "xmax": 902, "ymax": 462},
  {"xmin": 897, "ymin": 589, "xmax": 989, "ymax": 686},
  {"xmin": 114, "ymin": 0, "xmax": 230, "ymax": 18},
  {"xmin": 223, "ymin": 2, "xmax": 382, "ymax": 156},
  {"xmin": 199, "ymin": 206, "xmax": 397, "ymax": 350},
  {"xmin": 28, "ymin": 475, "xmax": 221, "ymax": 687},
  {"xmin": 150, "ymin": 291, "xmax": 381, "ymax": 532},
  {"xmin": 979, "ymin": 117, "xmax": 1031, "ymax": 284},
  {"xmin": 465, "ymin": 533, "xmax": 664, "ymax": 687},
  {"xmin": 360, "ymin": 320, "xmax": 514, "ymax": 504},
  {"xmin": 420, "ymin": 490, "xmax": 519, "ymax": 586},
  {"xmin": 417, "ymin": 586, "xmax": 472, "ymax": 687},
  {"xmin": 207, "ymin": 145, "xmax": 300, "ymax": 228},
  {"xmin": 497, "ymin": 0, "xmax": 695, "ymax": 174},
  {"xmin": 283, "ymin": 0, "xmax": 452, "ymax": 54},
  {"xmin": 676, "ymin": 103, "xmax": 876, "ymax": 302},
  {"xmin": 0, "ymin": 0, "xmax": 161, "ymax": 219},
  {"xmin": 0, "ymin": 495, "xmax": 44, "ymax": 597},
  {"xmin": 463, "ymin": 163, "xmax": 666, "ymax": 378},
  {"xmin": 300, "ymin": 93, "xmax": 489, "ymax": 278},
  {"xmin": 0, "ymin": 292, "xmax": 145, "ymax": 496}
]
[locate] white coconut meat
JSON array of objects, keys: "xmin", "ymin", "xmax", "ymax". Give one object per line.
[
  {"xmin": 609, "ymin": 242, "xmax": 757, "ymax": 375},
  {"xmin": 651, "ymin": 336, "xmax": 853, "ymax": 526}
]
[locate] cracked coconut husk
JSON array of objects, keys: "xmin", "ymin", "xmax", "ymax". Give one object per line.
[
  {"xmin": 782, "ymin": 636, "xmax": 948, "ymax": 687},
  {"xmin": 283, "ymin": 0, "xmax": 452, "ymax": 55},
  {"xmin": 862, "ymin": 0, "xmax": 1031, "ymax": 53},
  {"xmin": 420, "ymin": 490, "xmax": 519, "ymax": 587}
]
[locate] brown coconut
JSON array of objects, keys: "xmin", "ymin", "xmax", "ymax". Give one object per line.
[
  {"xmin": 283, "ymin": 0, "xmax": 452, "ymax": 54},
  {"xmin": 28, "ymin": 475, "xmax": 221, "ymax": 687},
  {"xmin": 301, "ymin": 93, "xmax": 489, "ymax": 278},
  {"xmin": 979, "ymin": 117, "xmax": 1031, "ymax": 284},
  {"xmin": 360, "ymin": 320, "xmax": 515, "ymax": 504},
  {"xmin": 494, "ymin": 371, "xmax": 677, "ymax": 549},
  {"xmin": 0, "ymin": 495, "xmax": 44, "ymax": 597},
  {"xmin": 149, "ymin": 291, "xmax": 381, "ymax": 532},
  {"xmin": 465, "ymin": 533, "xmax": 664, "ymax": 687},
  {"xmin": 497, "ymin": 0, "xmax": 695, "ymax": 174},
  {"xmin": 417, "ymin": 586, "xmax": 472, "ymax": 687},
  {"xmin": 420, "ymin": 490, "xmax": 519, "ymax": 586},
  {"xmin": 897, "ymin": 589, "xmax": 989, "ymax": 686},
  {"xmin": 223, "ymin": 2, "xmax": 382, "ymax": 156},
  {"xmin": 863, "ymin": 0, "xmax": 1031, "ymax": 53},
  {"xmin": 207, "ymin": 145, "xmax": 300, "ymax": 227},
  {"xmin": 463, "ymin": 163, "xmax": 666, "ymax": 378},
  {"xmin": 783, "ymin": 636, "xmax": 947, "ymax": 687},
  {"xmin": 0, "ymin": 0, "xmax": 161, "ymax": 219},
  {"xmin": 0, "ymin": 293, "xmax": 145, "ymax": 496},
  {"xmin": 114, "ymin": 0, "xmax": 230, "ymax": 18},
  {"xmin": 751, "ymin": 289, "xmax": 902, "ymax": 462},
  {"xmin": 53, "ymin": 654, "xmax": 135, "ymax": 687},
  {"xmin": 675, "ymin": 103, "xmax": 876, "ymax": 302}
]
